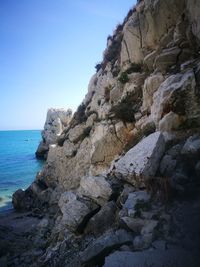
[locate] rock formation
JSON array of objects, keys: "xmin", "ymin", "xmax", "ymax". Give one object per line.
[
  {"xmin": 35, "ymin": 108, "xmax": 72, "ymax": 159},
  {"xmin": 2, "ymin": 0, "xmax": 200, "ymax": 266}
]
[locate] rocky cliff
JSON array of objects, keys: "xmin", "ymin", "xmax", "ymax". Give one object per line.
[
  {"xmin": 35, "ymin": 108, "xmax": 72, "ymax": 159},
  {"xmin": 3, "ymin": 0, "xmax": 200, "ymax": 266}
]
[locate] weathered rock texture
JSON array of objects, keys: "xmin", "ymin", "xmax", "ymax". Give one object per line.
[
  {"xmin": 36, "ymin": 108, "xmax": 72, "ymax": 159},
  {"xmin": 7, "ymin": 0, "xmax": 200, "ymax": 266}
]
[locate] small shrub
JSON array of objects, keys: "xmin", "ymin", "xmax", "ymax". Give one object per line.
[
  {"xmin": 104, "ymin": 37, "xmax": 122, "ymax": 63},
  {"xmin": 118, "ymin": 72, "xmax": 129, "ymax": 84},
  {"xmin": 95, "ymin": 63, "xmax": 102, "ymax": 72},
  {"xmin": 111, "ymin": 102, "xmax": 134, "ymax": 122},
  {"xmin": 97, "ymin": 99, "xmax": 101, "ymax": 106},
  {"xmin": 70, "ymin": 103, "xmax": 87, "ymax": 128}
]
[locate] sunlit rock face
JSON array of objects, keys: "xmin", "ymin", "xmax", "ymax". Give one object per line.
[
  {"xmin": 35, "ymin": 108, "xmax": 72, "ymax": 159},
  {"xmin": 33, "ymin": 0, "xmax": 200, "ymax": 195}
]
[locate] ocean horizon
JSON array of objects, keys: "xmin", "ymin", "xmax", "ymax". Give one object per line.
[{"xmin": 0, "ymin": 130, "xmax": 44, "ymax": 212}]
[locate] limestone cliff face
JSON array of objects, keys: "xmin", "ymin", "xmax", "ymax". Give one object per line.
[
  {"xmin": 9, "ymin": 1, "xmax": 200, "ymax": 266},
  {"xmin": 13, "ymin": 0, "xmax": 200, "ymax": 215},
  {"xmin": 32, "ymin": 0, "xmax": 200, "ymax": 194},
  {"xmin": 35, "ymin": 108, "xmax": 72, "ymax": 159}
]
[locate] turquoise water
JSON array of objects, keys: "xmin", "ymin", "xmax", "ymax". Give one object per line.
[{"xmin": 0, "ymin": 130, "xmax": 44, "ymax": 212}]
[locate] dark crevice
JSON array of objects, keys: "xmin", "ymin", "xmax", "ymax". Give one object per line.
[{"xmin": 76, "ymin": 206, "xmax": 101, "ymax": 234}]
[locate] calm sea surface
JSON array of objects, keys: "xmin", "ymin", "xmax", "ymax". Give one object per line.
[{"xmin": 0, "ymin": 130, "xmax": 44, "ymax": 212}]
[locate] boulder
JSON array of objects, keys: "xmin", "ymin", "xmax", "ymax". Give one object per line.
[
  {"xmin": 160, "ymin": 155, "xmax": 177, "ymax": 176},
  {"xmin": 58, "ymin": 192, "xmax": 99, "ymax": 232},
  {"xmin": 187, "ymin": 0, "xmax": 200, "ymax": 43},
  {"xmin": 12, "ymin": 188, "xmax": 33, "ymax": 211},
  {"xmin": 142, "ymin": 74, "xmax": 164, "ymax": 113},
  {"xmin": 133, "ymin": 233, "xmax": 154, "ymax": 250},
  {"xmin": 120, "ymin": 217, "xmax": 146, "ymax": 233},
  {"xmin": 154, "ymin": 47, "xmax": 181, "ymax": 72},
  {"xmin": 85, "ymin": 201, "xmax": 117, "ymax": 235},
  {"xmin": 68, "ymin": 124, "xmax": 86, "ymax": 143},
  {"xmin": 151, "ymin": 70, "xmax": 199, "ymax": 129},
  {"xmin": 119, "ymin": 190, "xmax": 151, "ymax": 218},
  {"xmin": 181, "ymin": 134, "xmax": 200, "ymax": 157},
  {"xmin": 80, "ymin": 229, "xmax": 133, "ymax": 265},
  {"xmin": 103, "ymin": 249, "xmax": 198, "ymax": 267},
  {"xmin": 35, "ymin": 141, "xmax": 49, "ymax": 159},
  {"xmin": 158, "ymin": 111, "xmax": 182, "ymax": 132},
  {"xmin": 79, "ymin": 176, "xmax": 112, "ymax": 205},
  {"xmin": 114, "ymin": 132, "xmax": 165, "ymax": 186}
]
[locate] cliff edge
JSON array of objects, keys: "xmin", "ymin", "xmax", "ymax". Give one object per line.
[{"xmin": 3, "ymin": 0, "xmax": 200, "ymax": 266}]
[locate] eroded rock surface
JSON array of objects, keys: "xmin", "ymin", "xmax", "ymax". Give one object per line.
[{"xmin": 7, "ymin": 0, "xmax": 200, "ymax": 266}]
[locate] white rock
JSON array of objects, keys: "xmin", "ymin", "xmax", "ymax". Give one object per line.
[
  {"xmin": 151, "ymin": 70, "xmax": 197, "ymax": 128},
  {"xmin": 142, "ymin": 74, "xmax": 164, "ymax": 113},
  {"xmin": 114, "ymin": 132, "xmax": 165, "ymax": 186},
  {"xmin": 79, "ymin": 176, "xmax": 112, "ymax": 205}
]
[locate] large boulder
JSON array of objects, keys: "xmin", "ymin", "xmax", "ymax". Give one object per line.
[
  {"xmin": 103, "ymin": 250, "xmax": 198, "ymax": 267},
  {"xmin": 80, "ymin": 229, "xmax": 133, "ymax": 265},
  {"xmin": 151, "ymin": 70, "xmax": 200, "ymax": 130},
  {"xmin": 79, "ymin": 175, "xmax": 112, "ymax": 205},
  {"xmin": 85, "ymin": 201, "xmax": 117, "ymax": 236},
  {"xmin": 114, "ymin": 132, "xmax": 165, "ymax": 186},
  {"xmin": 181, "ymin": 134, "xmax": 200, "ymax": 157},
  {"xmin": 58, "ymin": 192, "xmax": 99, "ymax": 232}
]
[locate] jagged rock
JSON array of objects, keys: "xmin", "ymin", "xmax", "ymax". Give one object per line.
[
  {"xmin": 120, "ymin": 217, "xmax": 146, "ymax": 233},
  {"xmin": 133, "ymin": 233, "xmax": 154, "ymax": 250},
  {"xmin": 181, "ymin": 134, "xmax": 200, "ymax": 157},
  {"xmin": 121, "ymin": 0, "xmax": 185, "ymax": 67},
  {"xmin": 143, "ymin": 51, "xmax": 158, "ymax": 71},
  {"xmin": 63, "ymin": 140, "xmax": 77, "ymax": 157},
  {"xmin": 12, "ymin": 189, "xmax": 33, "ymax": 211},
  {"xmin": 114, "ymin": 132, "xmax": 165, "ymax": 186},
  {"xmin": 58, "ymin": 192, "xmax": 99, "ymax": 232},
  {"xmin": 68, "ymin": 124, "xmax": 86, "ymax": 143},
  {"xmin": 85, "ymin": 201, "xmax": 117, "ymax": 235},
  {"xmin": 187, "ymin": 0, "xmax": 200, "ymax": 43},
  {"xmin": 80, "ymin": 229, "xmax": 133, "ymax": 265},
  {"xmin": 142, "ymin": 74, "xmax": 164, "ymax": 113},
  {"xmin": 141, "ymin": 220, "xmax": 158, "ymax": 235},
  {"xmin": 35, "ymin": 142, "xmax": 49, "ymax": 160},
  {"xmin": 120, "ymin": 217, "xmax": 158, "ymax": 237},
  {"xmin": 103, "ymin": 249, "xmax": 198, "ymax": 267},
  {"xmin": 159, "ymin": 111, "xmax": 182, "ymax": 132},
  {"xmin": 151, "ymin": 70, "xmax": 200, "ymax": 129},
  {"xmin": 36, "ymin": 108, "xmax": 72, "ymax": 159},
  {"xmin": 160, "ymin": 155, "xmax": 177, "ymax": 176},
  {"xmin": 119, "ymin": 190, "xmax": 150, "ymax": 218},
  {"xmin": 79, "ymin": 175, "xmax": 112, "ymax": 205},
  {"xmin": 154, "ymin": 47, "xmax": 181, "ymax": 72}
]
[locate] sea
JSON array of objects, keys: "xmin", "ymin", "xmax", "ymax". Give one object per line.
[{"xmin": 0, "ymin": 130, "xmax": 44, "ymax": 212}]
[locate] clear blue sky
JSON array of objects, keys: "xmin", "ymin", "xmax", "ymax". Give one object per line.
[{"xmin": 0, "ymin": 0, "xmax": 136, "ymax": 130}]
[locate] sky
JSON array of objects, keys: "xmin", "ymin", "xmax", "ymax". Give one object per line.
[{"xmin": 0, "ymin": 0, "xmax": 136, "ymax": 130}]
